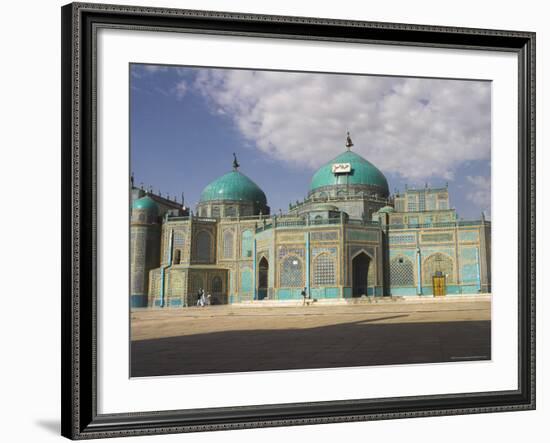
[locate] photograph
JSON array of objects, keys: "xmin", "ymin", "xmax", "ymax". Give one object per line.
[
  {"xmin": 129, "ymin": 64, "xmax": 492, "ymax": 377},
  {"xmin": 58, "ymin": 1, "xmax": 536, "ymax": 439}
]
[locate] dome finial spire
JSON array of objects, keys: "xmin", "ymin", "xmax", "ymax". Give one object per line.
[
  {"xmin": 345, "ymin": 131, "xmax": 354, "ymax": 150},
  {"xmin": 232, "ymin": 152, "xmax": 240, "ymax": 171}
]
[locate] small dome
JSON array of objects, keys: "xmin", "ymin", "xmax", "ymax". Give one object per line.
[
  {"xmin": 200, "ymin": 171, "xmax": 267, "ymax": 205},
  {"xmin": 378, "ymin": 205, "xmax": 395, "ymax": 213},
  {"xmin": 132, "ymin": 196, "xmax": 159, "ymax": 214},
  {"xmin": 310, "ymin": 150, "xmax": 389, "ymax": 197}
]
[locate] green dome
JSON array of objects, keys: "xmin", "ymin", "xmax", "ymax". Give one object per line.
[
  {"xmin": 132, "ymin": 195, "xmax": 159, "ymax": 213},
  {"xmin": 378, "ymin": 205, "xmax": 395, "ymax": 213},
  {"xmin": 200, "ymin": 171, "xmax": 267, "ymax": 205},
  {"xmin": 309, "ymin": 150, "xmax": 389, "ymax": 197}
]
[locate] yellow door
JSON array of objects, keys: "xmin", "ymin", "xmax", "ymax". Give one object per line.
[{"xmin": 433, "ymin": 275, "xmax": 446, "ymax": 296}]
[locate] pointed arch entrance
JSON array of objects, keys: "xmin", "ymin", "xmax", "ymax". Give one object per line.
[
  {"xmin": 352, "ymin": 252, "xmax": 371, "ymax": 297},
  {"xmin": 258, "ymin": 256, "xmax": 269, "ymax": 300}
]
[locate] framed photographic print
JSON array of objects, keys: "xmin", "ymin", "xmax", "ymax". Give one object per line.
[{"xmin": 61, "ymin": 2, "xmax": 536, "ymax": 439}]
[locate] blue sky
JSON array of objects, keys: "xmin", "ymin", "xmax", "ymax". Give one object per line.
[{"xmin": 130, "ymin": 64, "xmax": 491, "ymax": 219}]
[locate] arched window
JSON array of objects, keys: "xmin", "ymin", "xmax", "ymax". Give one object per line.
[
  {"xmin": 423, "ymin": 253, "xmax": 454, "ymax": 284},
  {"xmin": 241, "ymin": 230, "xmax": 253, "ymax": 258},
  {"xmin": 313, "ymin": 253, "xmax": 336, "ymax": 286},
  {"xmin": 196, "ymin": 231, "xmax": 212, "ymax": 262},
  {"xmin": 258, "ymin": 257, "xmax": 269, "ymax": 288},
  {"xmin": 211, "ymin": 206, "xmax": 220, "ymax": 218},
  {"xmin": 390, "ymin": 256, "xmax": 414, "ymax": 286},
  {"xmin": 223, "ymin": 230, "xmax": 234, "ymax": 258},
  {"xmin": 352, "ymin": 252, "xmax": 370, "ymax": 297},
  {"xmin": 225, "ymin": 206, "xmax": 236, "ymax": 217},
  {"xmin": 280, "ymin": 256, "xmax": 304, "ymax": 287},
  {"xmin": 211, "ymin": 276, "xmax": 223, "ymax": 293}
]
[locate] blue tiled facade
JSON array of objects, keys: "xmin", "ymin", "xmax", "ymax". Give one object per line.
[{"xmin": 130, "ymin": 139, "xmax": 491, "ymax": 308}]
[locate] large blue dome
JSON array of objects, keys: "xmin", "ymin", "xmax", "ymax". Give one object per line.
[
  {"xmin": 200, "ymin": 171, "xmax": 267, "ymax": 206},
  {"xmin": 309, "ymin": 150, "xmax": 389, "ymax": 197}
]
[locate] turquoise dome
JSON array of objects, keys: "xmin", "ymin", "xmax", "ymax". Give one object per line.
[
  {"xmin": 132, "ymin": 196, "xmax": 159, "ymax": 213},
  {"xmin": 200, "ymin": 171, "xmax": 267, "ymax": 205},
  {"xmin": 309, "ymin": 150, "xmax": 389, "ymax": 197}
]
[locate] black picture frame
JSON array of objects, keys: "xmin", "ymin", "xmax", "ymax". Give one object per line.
[{"xmin": 61, "ymin": 2, "xmax": 536, "ymax": 439}]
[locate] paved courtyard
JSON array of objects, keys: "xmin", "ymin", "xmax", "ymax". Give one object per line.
[{"xmin": 130, "ymin": 298, "xmax": 491, "ymax": 377}]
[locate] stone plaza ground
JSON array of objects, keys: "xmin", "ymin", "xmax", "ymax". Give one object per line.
[{"xmin": 130, "ymin": 296, "xmax": 491, "ymax": 377}]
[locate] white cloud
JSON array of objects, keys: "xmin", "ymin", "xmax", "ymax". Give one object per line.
[
  {"xmin": 174, "ymin": 80, "xmax": 188, "ymax": 100},
  {"xmin": 193, "ymin": 69, "xmax": 491, "ymax": 181},
  {"xmin": 142, "ymin": 65, "xmax": 168, "ymax": 74},
  {"xmin": 466, "ymin": 175, "xmax": 491, "ymax": 216},
  {"xmin": 131, "ymin": 64, "xmax": 169, "ymax": 79}
]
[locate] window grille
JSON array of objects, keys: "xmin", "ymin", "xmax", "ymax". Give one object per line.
[
  {"xmin": 173, "ymin": 230, "xmax": 185, "ymax": 248},
  {"xmin": 418, "ymin": 192, "xmax": 426, "ymax": 211},
  {"xmin": 211, "ymin": 276, "xmax": 223, "ymax": 293},
  {"xmin": 223, "ymin": 230, "xmax": 234, "ymax": 258},
  {"xmin": 190, "ymin": 275, "xmax": 203, "ymax": 294},
  {"xmin": 196, "ymin": 231, "xmax": 211, "ymax": 261},
  {"xmin": 390, "ymin": 256, "xmax": 414, "ymax": 286},
  {"xmin": 280, "ymin": 256, "xmax": 303, "ymax": 287},
  {"xmin": 313, "ymin": 253, "xmax": 336, "ymax": 286}
]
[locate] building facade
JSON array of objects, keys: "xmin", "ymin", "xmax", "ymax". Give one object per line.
[{"xmin": 130, "ymin": 137, "xmax": 491, "ymax": 308}]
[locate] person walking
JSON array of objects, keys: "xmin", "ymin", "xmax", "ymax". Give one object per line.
[{"xmin": 301, "ymin": 286, "xmax": 308, "ymax": 306}]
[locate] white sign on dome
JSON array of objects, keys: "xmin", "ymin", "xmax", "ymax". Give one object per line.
[{"xmin": 332, "ymin": 163, "xmax": 351, "ymax": 174}]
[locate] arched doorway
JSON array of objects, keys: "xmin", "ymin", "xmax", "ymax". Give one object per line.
[
  {"xmin": 258, "ymin": 257, "xmax": 269, "ymax": 300},
  {"xmin": 423, "ymin": 253, "xmax": 453, "ymax": 296},
  {"xmin": 352, "ymin": 252, "xmax": 371, "ymax": 297}
]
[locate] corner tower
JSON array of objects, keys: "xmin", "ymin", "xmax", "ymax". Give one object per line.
[{"xmin": 130, "ymin": 195, "xmax": 161, "ymax": 307}]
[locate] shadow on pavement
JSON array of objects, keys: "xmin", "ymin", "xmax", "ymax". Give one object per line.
[{"xmin": 130, "ymin": 318, "xmax": 491, "ymax": 377}]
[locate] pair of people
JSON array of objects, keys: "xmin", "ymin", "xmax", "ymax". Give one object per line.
[{"xmin": 196, "ymin": 288, "xmax": 211, "ymax": 307}]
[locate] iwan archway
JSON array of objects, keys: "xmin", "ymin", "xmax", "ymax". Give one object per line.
[
  {"xmin": 258, "ymin": 256, "xmax": 269, "ymax": 300},
  {"xmin": 352, "ymin": 251, "xmax": 371, "ymax": 297}
]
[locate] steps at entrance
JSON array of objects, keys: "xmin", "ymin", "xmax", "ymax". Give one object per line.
[{"xmin": 233, "ymin": 294, "xmax": 491, "ymax": 307}]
